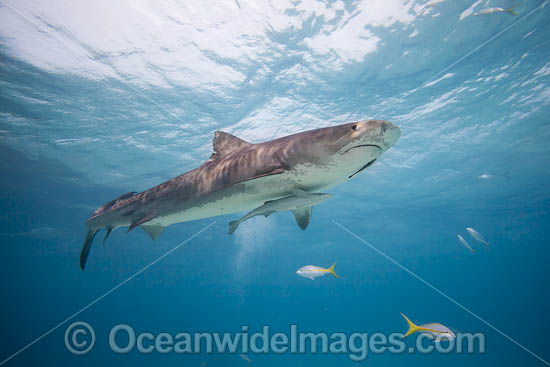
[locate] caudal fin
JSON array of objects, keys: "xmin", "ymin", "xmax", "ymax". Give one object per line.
[
  {"xmin": 228, "ymin": 220, "xmax": 240, "ymax": 235},
  {"xmin": 401, "ymin": 313, "xmax": 418, "ymax": 337},
  {"xmin": 506, "ymin": 8, "xmax": 517, "ymax": 15},
  {"xmin": 328, "ymin": 262, "xmax": 341, "ymax": 279},
  {"xmin": 400, "ymin": 313, "xmax": 444, "ymax": 336},
  {"xmin": 80, "ymin": 229, "xmax": 99, "ymax": 270}
]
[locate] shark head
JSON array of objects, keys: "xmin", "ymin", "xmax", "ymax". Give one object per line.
[
  {"xmin": 283, "ymin": 120, "xmax": 401, "ymax": 187},
  {"xmin": 331, "ymin": 119, "xmax": 401, "ymax": 179},
  {"xmin": 332, "ymin": 120, "xmax": 401, "ymax": 154}
]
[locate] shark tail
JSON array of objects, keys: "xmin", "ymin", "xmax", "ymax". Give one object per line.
[
  {"xmin": 327, "ymin": 262, "xmax": 340, "ymax": 279},
  {"xmin": 228, "ymin": 220, "xmax": 240, "ymax": 235},
  {"xmin": 80, "ymin": 229, "xmax": 99, "ymax": 270}
]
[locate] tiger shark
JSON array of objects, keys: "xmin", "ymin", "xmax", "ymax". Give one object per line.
[{"xmin": 80, "ymin": 119, "xmax": 400, "ymax": 269}]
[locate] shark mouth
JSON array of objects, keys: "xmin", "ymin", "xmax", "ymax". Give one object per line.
[
  {"xmin": 343, "ymin": 143, "xmax": 382, "ymax": 154},
  {"xmin": 348, "ymin": 158, "xmax": 377, "ymax": 179}
]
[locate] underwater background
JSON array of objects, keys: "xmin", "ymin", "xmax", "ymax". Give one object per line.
[{"xmin": 0, "ymin": 0, "xmax": 549, "ymax": 365}]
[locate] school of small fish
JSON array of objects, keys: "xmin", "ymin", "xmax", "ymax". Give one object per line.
[
  {"xmin": 400, "ymin": 0, "xmax": 520, "ymax": 346},
  {"xmin": 288, "ymin": 0, "xmax": 521, "ymax": 355}
]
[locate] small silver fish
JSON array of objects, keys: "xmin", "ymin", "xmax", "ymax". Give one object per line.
[
  {"xmin": 457, "ymin": 234, "xmax": 475, "ymax": 253},
  {"xmin": 474, "ymin": 7, "xmax": 517, "ymax": 16},
  {"xmin": 401, "ymin": 313, "xmax": 456, "ymax": 342},
  {"xmin": 466, "ymin": 227, "xmax": 490, "ymax": 250},
  {"xmin": 478, "ymin": 171, "xmax": 511, "ymax": 179},
  {"xmin": 239, "ymin": 354, "xmax": 251, "ymax": 364},
  {"xmin": 296, "ymin": 262, "xmax": 340, "ymax": 280}
]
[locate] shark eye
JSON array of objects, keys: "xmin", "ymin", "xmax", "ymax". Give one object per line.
[{"xmin": 351, "ymin": 124, "xmax": 358, "ymax": 131}]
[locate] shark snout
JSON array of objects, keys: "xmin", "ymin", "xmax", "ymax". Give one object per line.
[
  {"xmin": 369, "ymin": 120, "xmax": 400, "ymax": 150},
  {"xmin": 381, "ymin": 120, "xmax": 401, "ymax": 149}
]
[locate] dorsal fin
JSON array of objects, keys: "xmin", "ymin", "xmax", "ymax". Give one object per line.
[{"xmin": 210, "ymin": 131, "xmax": 251, "ymax": 160}]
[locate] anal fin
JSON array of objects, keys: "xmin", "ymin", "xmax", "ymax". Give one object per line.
[
  {"xmin": 291, "ymin": 205, "xmax": 312, "ymax": 230},
  {"xmin": 140, "ymin": 225, "xmax": 164, "ymax": 241},
  {"xmin": 103, "ymin": 226, "xmax": 114, "ymax": 243}
]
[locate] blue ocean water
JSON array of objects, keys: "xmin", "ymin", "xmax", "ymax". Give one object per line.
[{"xmin": 1, "ymin": 0, "xmax": 549, "ymax": 366}]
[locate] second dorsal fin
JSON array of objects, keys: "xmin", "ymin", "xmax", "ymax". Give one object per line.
[{"xmin": 210, "ymin": 131, "xmax": 251, "ymax": 160}]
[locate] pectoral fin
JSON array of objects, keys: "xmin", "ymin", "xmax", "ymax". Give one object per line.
[{"xmin": 291, "ymin": 206, "xmax": 312, "ymax": 230}]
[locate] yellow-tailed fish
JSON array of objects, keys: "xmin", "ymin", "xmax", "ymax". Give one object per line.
[
  {"xmin": 239, "ymin": 354, "xmax": 251, "ymax": 364},
  {"xmin": 296, "ymin": 262, "xmax": 340, "ymax": 280},
  {"xmin": 400, "ymin": 313, "xmax": 456, "ymax": 342}
]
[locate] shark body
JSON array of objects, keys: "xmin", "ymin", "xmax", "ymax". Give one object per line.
[{"xmin": 80, "ymin": 119, "xmax": 401, "ymax": 269}]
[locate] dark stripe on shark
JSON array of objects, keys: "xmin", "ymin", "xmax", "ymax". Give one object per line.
[
  {"xmin": 91, "ymin": 191, "xmax": 137, "ymax": 219},
  {"xmin": 79, "ymin": 168, "xmax": 287, "ymax": 269},
  {"xmin": 348, "ymin": 159, "xmax": 377, "ymax": 179}
]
